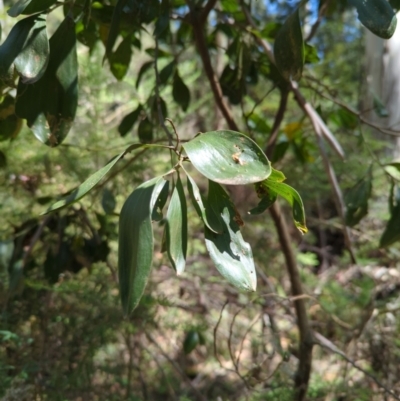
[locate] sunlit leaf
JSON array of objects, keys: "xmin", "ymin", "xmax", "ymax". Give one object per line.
[
  {"xmin": 109, "ymin": 36, "xmax": 132, "ymax": 80},
  {"xmin": 262, "ymin": 179, "xmax": 307, "ymax": 233},
  {"xmin": 0, "ymin": 14, "xmax": 49, "ymax": 84},
  {"xmin": 136, "ymin": 60, "xmax": 153, "ymax": 89},
  {"xmin": 165, "ymin": 174, "xmax": 187, "ymax": 274},
  {"xmin": 349, "ymin": 0, "xmax": 397, "ymax": 39},
  {"xmin": 204, "ymin": 180, "xmax": 257, "ymax": 291},
  {"xmin": 119, "ymin": 177, "xmax": 162, "ymax": 314},
  {"xmin": 274, "ymin": 8, "xmax": 304, "ymax": 81},
  {"xmin": 15, "ymin": 15, "xmax": 78, "ymax": 146},
  {"xmin": 183, "ymin": 130, "xmax": 271, "ymax": 185}
]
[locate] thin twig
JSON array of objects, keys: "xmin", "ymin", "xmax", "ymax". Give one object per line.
[
  {"xmin": 146, "ymin": 331, "xmax": 208, "ymax": 401},
  {"xmin": 314, "ymin": 331, "xmax": 400, "ymax": 401},
  {"xmin": 265, "ymin": 89, "xmax": 289, "ymax": 159},
  {"xmin": 213, "ymin": 300, "xmax": 229, "ymax": 368}
]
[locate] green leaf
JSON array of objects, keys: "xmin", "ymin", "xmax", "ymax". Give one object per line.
[
  {"xmin": 101, "ymin": 188, "xmax": 116, "ymax": 214},
  {"xmin": 44, "ymin": 143, "xmax": 147, "ymax": 213},
  {"xmin": 118, "ymin": 176, "xmax": 164, "ymax": 314},
  {"xmin": 304, "ymin": 43, "xmax": 320, "ymax": 64},
  {"xmin": 384, "ymin": 162, "xmax": 400, "ymax": 181},
  {"xmin": 15, "ymin": 15, "xmax": 78, "ymax": 146},
  {"xmin": 273, "ymin": 8, "xmax": 304, "ymax": 81},
  {"xmin": 0, "ymin": 14, "xmax": 49, "ymax": 84},
  {"xmin": 220, "ymin": 64, "xmax": 244, "ymax": 105},
  {"xmin": 349, "ymin": 0, "xmax": 397, "ymax": 39},
  {"xmin": 172, "ymin": 70, "xmax": 190, "ymax": 111},
  {"xmin": 183, "ymin": 130, "xmax": 271, "ymax": 185},
  {"xmin": 269, "ymin": 167, "xmax": 286, "ymax": 182},
  {"xmin": 204, "ymin": 180, "xmax": 257, "ymax": 291},
  {"xmin": 151, "ymin": 179, "xmax": 169, "ymax": 221},
  {"xmin": 138, "ymin": 118, "xmax": 153, "ymax": 143},
  {"xmin": 118, "ymin": 104, "xmax": 143, "ymax": 137},
  {"xmin": 185, "ymin": 169, "xmax": 219, "ymax": 233},
  {"xmin": 262, "ymin": 179, "xmax": 307, "ymax": 233},
  {"xmin": 165, "ymin": 174, "xmax": 187, "ymax": 274},
  {"xmin": 109, "ymin": 36, "xmax": 132, "ymax": 80},
  {"xmin": 183, "ymin": 330, "xmax": 200, "ymax": 354},
  {"xmin": 136, "ymin": 61, "xmax": 153, "ymax": 89},
  {"xmin": 345, "ymin": 169, "xmax": 372, "ymax": 227},
  {"xmin": 159, "ymin": 60, "xmax": 175, "ymax": 85},
  {"xmin": 249, "ymin": 189, "xmax": 277, "ymax": 215},
  {"xmin": 380, "ymin": 203, "xmax": 400, "ymax": 247},
  {"xmin": 45, "ymin": 153, "xmax": 125, "ymax": 213},
  {"xmin": 7, "ymin": 0, "xmax": 57, "ymax": 16},
  {"xmin": 105, "ymin": 0, "xmax": 127, "ymax": 56}
]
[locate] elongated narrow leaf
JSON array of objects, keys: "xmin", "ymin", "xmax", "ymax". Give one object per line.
[
  {"xmin": 165, "ymin": 174, "xmax": 187, "ymax": 274},
  {"xmin": 205, "ymin": 180, "xmax": 257, "ymax": 291},
  {"xmin": 269, "ymin": 167, "xmax": 286, "ymax": 182},
  {"xmin": 105, "ymin": 0, "xmax": 127, "ymax": 56},
  {"xmin": 44, "ymin": 143, "xmax": 147, "ymax": 213},
  {"xmin": 119, "ymin": 176, "xmax": 164, "ymax": 314},
  {"xmin": 185, "ymin": 170, "xmax": 219, "ymax": 233},
  {"xmin": 349, "ymin": 0, "xmax": 397, "ymax": 39},
  {"xmin": 380, "ymin": 203, "xmax": 400, "ymax": 247},
  {"xmin": 183, "ymin": 130, "xmax": 271, "ymax": 185},
  {"xmin": 0, "ymin": 14, "xmax": 49, "ymax": 84},
  {"xmin": 109, "ymin": 36, "xmax": 132, "ymax": 80},
  {"xmin": 151, "ymin": 178, "xmax": 169, "ymax": 221},
  {"xmin": 8, "ymin": 0, "xmax": 56, "ymax": 16},
  {"xmin": 44, "ymin": 153, "xmax": 126, "ymax": 213},
  {"xmin": 262, "ymin": 179, "xmax": 307, "ymax": 233},
  {"xmin": 15, "ymin": 15, "xmax": 78, "ymax": 146},
  {"xmin": 118, "ymin": 104, "xmax": 143, "ymax": 137},
  {"xmin": 274, "ymin": 8, "xmax": 304, "ymax": 81}
]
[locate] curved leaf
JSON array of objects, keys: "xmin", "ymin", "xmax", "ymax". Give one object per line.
[
  {"xmin": 349, "ymin": 0, "xmax": 397, "ymax": 39},
  {"xmin": 183, "ymin": 130, "xmax": 271, "ymax": 185},
  {"xmin": 118, "ymin": 176, "xmax": 164, "ymax": 314},
  {"xmin": 8, "ymin": 0, "xmax": 56, "ymax": 16},
  {"xmin": 205, "ymin": 180, "xmax": 257, "ymax": 292},
  {"xmin": 262, "ymin": 179, "xmax": 307, "ymax": 234},
  {"xmin": 15, "ymin": 15, "xmax": 78, "ymax": 146},
  {"xmin": 249, "ymin": 189, "xmax": 277, "ymax": 215},
  {"xmin": 165, "ymin": 174, "xmax": 187, "ymax": 274},
  {"xmin": 185, "ymin": 169, "xmax": 219, "ymax": 233},
  {"xmin": 109, "ymin": 36, "xmax": 132, "ymax": 80},
  {"xmin": 274, "ymin": 8, "xmax": 304, "ymax": 81},
  {"xmin": 0, "ymin": 95, "xmax": 23, "ymax": 141},
  {"xmin": 0, "ymin": 14, "xmax": 49, "ymax": 84},
  {"xmin": 183, "ymin": 330, "xmax": 200, "ymax": 354}
]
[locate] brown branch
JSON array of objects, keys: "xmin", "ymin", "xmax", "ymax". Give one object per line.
[
  {"xmin": 269, "ymin": 202, "xmax": 314, "ymax": 400},
  {"xmin": 265, "ymin": 88, "xmax": 289, "ymax": 159},
  {"xmin": 199, "ymin": 0, "xmax": 218, "ymax": 24},
  {"xmin": 314, "ymin": 331, "xmax": 400, "ymax": 401},
  {"xmin": 188, "ymin": 4, "xmax": 313, "ymax": 398},
  {"xmin": 187, "ymin": 0, "xmax": 239, "ymax": 132},
  {"xmin": 305, "ymin": 0, "xmax": 332, "ymax": 42}
]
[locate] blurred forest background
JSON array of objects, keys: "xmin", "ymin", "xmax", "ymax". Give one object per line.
[{"xmin": 1, "ymin": 0, "xmax": 400, "ymax": 400}]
